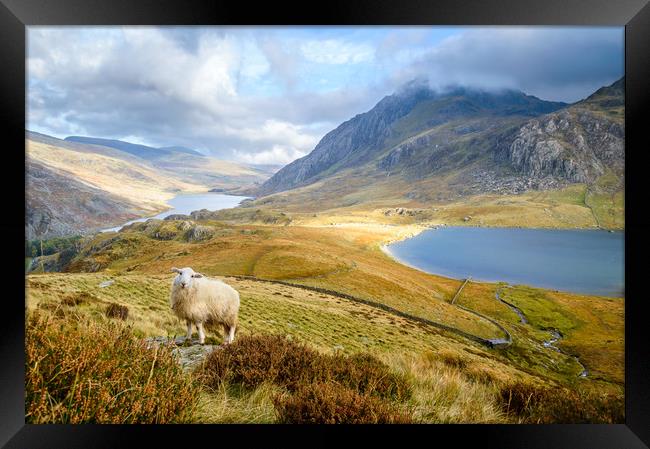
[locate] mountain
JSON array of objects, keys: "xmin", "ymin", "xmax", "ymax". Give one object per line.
[
  {"xmin": 493, "ymin": 78, "xmax": 624, "ymax": 185},
  {"xmin": 63, "ymin": 135, "xmax": 271, "ymax": 187},
  {"xmin": 258, "ymin": 82, "xmax": 567, "ymax": 196},
  {"xmin": 26, "ymin": 132, "xmax": 274, "ymax": 239},
  {"xmin": 257, "ymin": 79, "xmax": 623, "ymax": 207}
]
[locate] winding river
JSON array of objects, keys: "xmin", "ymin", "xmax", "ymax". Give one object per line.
[
  {"xmin": 101, "ymin": 193, "xmax": 250, "ymax": 233},
  {"xmin": 385, "ymin": 226, "xmax": 624, "ymax": 298}
]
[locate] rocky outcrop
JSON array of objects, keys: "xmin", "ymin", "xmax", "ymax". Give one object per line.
[
  {"xmin": 145, "ymin": 337, "xmax": 219, "ymax": 372},
  {"xmin": 494, "ymin": 109, "xmax": 624, "ymax": 184}
]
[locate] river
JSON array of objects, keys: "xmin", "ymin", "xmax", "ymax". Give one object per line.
[{"xmin": 101, "ymin": 193, "xmax": 250, "ymax": 233}]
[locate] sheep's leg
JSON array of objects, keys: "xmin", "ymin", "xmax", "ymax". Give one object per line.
[
  {"xmin": 197, "ymin": 322, "xmax": 206, "ymax": 345},
  {"xmin": 185, "ymin": 320, "xmax": 193, "ymax": 341},
  {"xmin": 227, "ymin": 325, "xmax": 236, "ymax": 344}
]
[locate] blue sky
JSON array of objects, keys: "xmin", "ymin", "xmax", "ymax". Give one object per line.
[{"xmin": 27, "ymin": 26, "xmax": 623, "ymax": 165}]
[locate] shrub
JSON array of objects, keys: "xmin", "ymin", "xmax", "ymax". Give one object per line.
[
  {"xmin": 498, "ymin": 381, "xmax": 624, "ymax": 424},
  {"xmin": 273, "ymin": 382, "xmax": 413, "ymax": 424},
  {"xmin": 201, "ymin": 334, "xmax": 411, "ymax": 401},
  {"xmin": 25, "ymin": 312, "xmax": 199, "ymax": 423},
  {"xmin": 437, "ymin": 351, "xmax": 468, "ymax": 369},
  {"xmin": 105, "ymin": 303, "xmax": 129, "ymax": 320},
  {"xmin": 61, "ymin": 292, "xmax": 96, "ymax": 307}
]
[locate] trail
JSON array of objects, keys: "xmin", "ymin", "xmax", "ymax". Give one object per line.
[
  {"xmin": 450, "ymin": 277, "xmax": 471, "ymax": 305},
  {"xmin": 231, "ymin": 275, "xmax": 511, "ymax": 349},
  {"xmin": 584, "ymin": 184, "xmax": 602, "ymax": 229}
]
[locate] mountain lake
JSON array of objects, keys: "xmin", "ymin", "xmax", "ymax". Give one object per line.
[
  {"xmin": 101, "ymin": 193, "xmax": 250, "ymax": 233},
  {"xmin": 384, "ymin": 226, "xmax": 624, "ymax": 297}
]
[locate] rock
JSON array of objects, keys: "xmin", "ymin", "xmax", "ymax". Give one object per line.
[
  {"xmin": 164, "ymin": 214, "xmax": 191, "ymax": 221},
  {"xmin": 144, "ymin": 336, "xmax": 220, "ymax": 372},
  {"xmin": 99, "ymin": 280, "xmax": 114, "ymax": 288},
  {"xmin": 184, "ymin": 225, "xmax": 214, "ymax": 242}
]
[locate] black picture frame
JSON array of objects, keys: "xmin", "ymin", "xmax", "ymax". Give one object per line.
[{"xmin": 3, "ymin": 0, "xmax": 649, "ymax": 447}]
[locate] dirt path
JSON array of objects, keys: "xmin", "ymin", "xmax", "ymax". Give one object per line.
[{"xmin": 449, "ymin": 278, "xmax": 512, "ymax": 347}]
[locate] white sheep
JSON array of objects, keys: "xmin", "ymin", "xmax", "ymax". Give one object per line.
[{"xmin": 170, "ymin": 267, "xmax": 240, "ymax": 345}]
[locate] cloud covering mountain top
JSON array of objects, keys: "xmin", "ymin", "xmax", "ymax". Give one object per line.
[{"xmin": 27, "ymin": 26, "xmax": 623, "ymax": 165}]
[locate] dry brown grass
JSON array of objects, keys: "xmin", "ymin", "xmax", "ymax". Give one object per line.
[
  {"xmin": 105, "ymin": 303, "xmax": 129, "ymax": 320},
  {"xmin": 200, "ymin": 334, "xmax": 411, "ymax": 401},
  {"xmin": 25, "ymin": 311, "xmax": 200, "ymax": 423},
  {"xmin": 498, "ymin": 381, "xmax": 624, "ymax": 424},
  {"xmin": 273, "ymin": 382, "xmax": 413, "ymax": 424}
]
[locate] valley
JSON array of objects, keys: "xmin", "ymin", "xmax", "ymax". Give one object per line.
[{"xmin": 26, "ymin": 131, "xmax": 274, "ymax": 239}]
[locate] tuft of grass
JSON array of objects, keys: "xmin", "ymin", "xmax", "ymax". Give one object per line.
[
  {"xmin": 200, "ymin": 334, "xmax": 411, "ymax": 401},
  {"xmin": 384, "ymin": 351, "xmax": 506, "ymax": 423},
  {"xmin": 498, "ymin": 381, "xmax": 624, "ymax": 424},
  {"xmin": 194, "ymin": 382, "xmax": 280, "ymax": 424},
  {"xmin": 273, "ymin": 382, "xmax": 413, "ymax": 424},
  {"xmin": 25, "ymin": 311, "xmax": 199, "ymax": 423},
  {"xmin": 105, "ymin": 303, "xmax": 129, "ymax": 320}
]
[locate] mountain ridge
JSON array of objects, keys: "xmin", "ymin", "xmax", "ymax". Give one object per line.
[{"xmin": 257, "ymin": 79, "xmax": 623, "ymax": 203}]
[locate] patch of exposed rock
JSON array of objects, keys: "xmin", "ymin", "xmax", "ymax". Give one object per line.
[
  {"xmin": 145, "ymin": 336, "xmax": 220, "ymax": 372},
  {"xmin": 494, "ymin": 109, "xmax": 624, "ymax": 184},
  {"xmin": 383, "ymin": 207, "xmax": 429, "ymax": 217}
]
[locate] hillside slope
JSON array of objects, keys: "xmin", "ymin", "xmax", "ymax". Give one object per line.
[{"xmin": 26, "ymin": 159, "xmax": 145, "ymax": 239}]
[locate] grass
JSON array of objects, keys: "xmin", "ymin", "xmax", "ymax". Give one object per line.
[
  {"xmin": 25, "ymin": 200, "xmax": 624, "ymax": 423},
  {"xmin": 65, "ymin": 224, "xmax": 502, "ymax": 341},
  {"xmin": 25, "ymin": 311, "xmax": 199, "ymax": 423},
  {"xmin": 498, "ymin": 381, "xmax": 623, "ymax": 423},
  {"xmin": 200, "ymin": 334, "xmax": 411, "ymax": 401}
]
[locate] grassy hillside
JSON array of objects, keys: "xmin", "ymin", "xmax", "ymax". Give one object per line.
[{"xmin": 34, "ymin": 218, "xmax": 623, "ymax": 388}]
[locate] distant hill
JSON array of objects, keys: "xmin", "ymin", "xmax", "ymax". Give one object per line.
[
  {"xmin": 158, "ymin": 145, "xmax": 206, "ymax": 157},
  {"xmin": 64, "ymin": 136, "xmax": 205, "ymax": 159},
  {"xmin": 257, "ymin": 78, "xmax": 623, "ymax": 205},
  {"xmin": 26, "ymin": 133, "xmax": 274, "ymax": 238}
]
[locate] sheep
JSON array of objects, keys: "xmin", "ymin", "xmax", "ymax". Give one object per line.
[{"xmin": 170, "ymin": 267, "xmax": 240, "ymax": 345}]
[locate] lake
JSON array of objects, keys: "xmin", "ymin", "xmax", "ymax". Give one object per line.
[
  {"xmin": 384, "ymin": 227, "xmax": 624, "ymax": 297},
  {"xmin": 101, "ymin": 193, "xmax": 250, "ymax": 233}
]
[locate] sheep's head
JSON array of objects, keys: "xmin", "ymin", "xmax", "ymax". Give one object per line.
[{"xmin": 171, "ymin": 267, "xmax": 203, "ymax": 289}]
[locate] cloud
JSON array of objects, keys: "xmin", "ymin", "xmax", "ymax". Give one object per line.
[
  {"xmin": 27, "ymin": 26, "xmax": 623, "ymax": 167},
  {"xmin": 233, "ymin": 145, "xmax": 306, "ymax": 165},
  {"xmin": 394, "ymin": 27, "xmax": 624, "ymax": 102},
  {"xmin": 301, "ymin": 39, "xmax": 374, "ymax": 64}
]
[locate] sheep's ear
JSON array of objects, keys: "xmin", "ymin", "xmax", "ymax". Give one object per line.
[
  {"xmin": 192, "ymin": 273, "xmax": 204, "ymax": 278},
  {"xmin": 171, "ymin": 267, "xmax": 181, "ymax": 273}
]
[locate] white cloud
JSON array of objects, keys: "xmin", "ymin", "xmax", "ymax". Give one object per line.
[
  {"xmin": 233, "ymin": 145, "xmax": 306, "ymax": 165},
  {"xmin": 301, "ymin": 39, "xmax": 374, "ymax": 64},
  {"xmin": 26, "ymin": 26, "xmax": 623, "ymax": 166}
]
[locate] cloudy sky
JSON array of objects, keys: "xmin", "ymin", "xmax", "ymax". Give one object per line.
[{"xmin": 27, "ymin": 26, "xmax": 623, "ymax": 165}]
